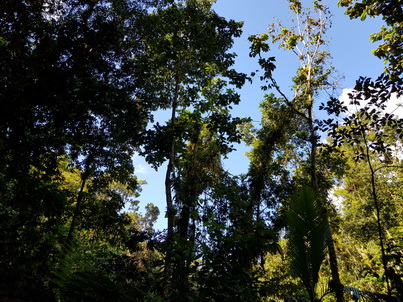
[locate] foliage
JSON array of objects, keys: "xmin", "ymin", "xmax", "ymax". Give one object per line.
[
  {"xmin": 248, "ymin": 2, "xmax": 344, "ymax": 301},
  {"xmin": 338, "ymin": 0, "xmax": 403, "ymax": 79},
  {"xmin": 53, "ymin": 239, "xmax": 161, "ymax": 302},
  {"xmin": 260, "ymin": 241, "xmax": 310, "ymax": 301},
  {"xmin": 321, "ymin": 71, "xmax": 403, "ymax": 297},
  {"xmin": 322, "ymin": 0, "xmax": 403, "ymax": 298},
  {"xmin": 285, "ymin": 186, "xmax": 331, "ymax": 301},
  {"xmin": 0, "ymin": 0, "xmax": 156, "ymax": 299},
  {"xmin": 1, "ymin": 0, "xmax": 402, "ymax": 300},
  {"xmin": 248, "ymin": 0, "xmax": 337, "ymax": 190},
  {"xmin": 193, "ymin": 174, "xmax": 278, "ymax": 302},
  {"xmin": 135, "ymin": 0, "xmax": 250, "ymax": 298},
  {"xmin": 331, "ymin": 144, "xmax": 403, "ymax": 297}
]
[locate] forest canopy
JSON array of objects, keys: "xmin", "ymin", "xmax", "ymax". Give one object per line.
[{"xmin": 0, "ymin": 0, "xmax": 402, "ymax": 301}]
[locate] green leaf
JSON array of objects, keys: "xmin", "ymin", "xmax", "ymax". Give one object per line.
[{"xmin": 360, "ymin": 10, "xmax": 367, "ymax": 21}]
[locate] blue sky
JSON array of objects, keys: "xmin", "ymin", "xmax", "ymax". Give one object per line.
[{"xmin": 132, "ymin": 0, "xmax": 386, "ymax": 231}]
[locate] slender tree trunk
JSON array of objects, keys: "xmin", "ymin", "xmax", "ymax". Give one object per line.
[
  {"xmin": 165, "ymin": 144, "xmax": 175, "ymax": 246},
  {"xmin": 164, "ymin": 97, "xmax": 178, "ymax": 279},
  {"xmin": 362, "ymin": 131, "xmax": 391, "ymax": 297},
  {"xmin": 65, "ymin": 176, "xmax": 87, "ymax": 246},
  {"xmin": 308, "ymin": 99, "xmax": 344, "ymax": 302},
  {"xmin": 164, "ymin": 76, "xmax": 181, "ymax": 296},
  {"xmin": 173, "ymin": 131, "xmax": 203, "ymax": 297},
  {"xmin": 65, "ymin": 153, "xmax": 93, "ymax": 248}
]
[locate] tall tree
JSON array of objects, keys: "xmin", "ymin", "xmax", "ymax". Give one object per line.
[
  {"xmin": 136, "ymin": 0, "xmax": 246, "ymax": 297},
  {"xmin": 322, "ymin": 74, "xmax": 403, "ymax": 297},
  {"xmin": 322, "ymin": 0, "xmax": 403, "ymax": 298},
  {"xmin": 0, "ymin": 0, "xmax": 155, "ymax": 299},
  {"xmin": 249, "ymin": 1, "xmax": 344, "ymax": 300},
  {"xmin": 333, "ymin": 141, "xmax": 403, "ymax": 297}
]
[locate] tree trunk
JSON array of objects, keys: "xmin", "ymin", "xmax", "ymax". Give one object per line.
[
  {"xmin": 65, "ymin": 153, "xmax": 93, "ymax": 249},
  {"xmin": 164, "ymin": 97, "xmax": 177, "ymax": 280},
  {"xmin": 308, "ymin": 100, "xmax": 344, "ymax": 302}
]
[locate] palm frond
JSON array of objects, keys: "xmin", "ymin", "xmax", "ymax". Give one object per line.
[
  {"xmin": 337, "ymin": 285, "xmax": 402, "ymax": 302},
  {"xmin": 285, "ymin": 186, "xmax": 330, "ymax": 301}
]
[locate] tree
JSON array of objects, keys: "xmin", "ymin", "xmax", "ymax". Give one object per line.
[
  {"xmin": 318, "ymin": 0, "xmax": 403, "ymax": 298},
  {"xmin": 190, "ymin": 171, "xmax": 278, "ymax": 302},
  {"xmin": 0, "ymin": 0, "xmax": 156, "ymax": 299},
  {"xmin": 321, "ymin": 74, "xmax": 403, "ymax": 297},
  {"xmin": 333, "ymin": 144, "xmax": 403, "ymax": 297},
  {"xmin": 248, "ymin": 1, "xmax": 344, "ymax": 300},
  {"xmin": 136, "ymin": 0, "xmax": 246, "ymax": 297}
]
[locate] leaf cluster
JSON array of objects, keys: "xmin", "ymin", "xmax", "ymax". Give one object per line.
[{"xmin": 338, "ymin": 0, "xmax": 403, "ymax": 78}]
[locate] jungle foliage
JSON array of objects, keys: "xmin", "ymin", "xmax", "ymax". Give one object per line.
[{"xmin": 0, "ymin": 0, "xmax": 402, "ymax": 301}]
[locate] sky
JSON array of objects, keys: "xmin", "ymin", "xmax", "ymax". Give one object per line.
[{"xmin": 132, "ymin": 0, "xmax": 388, "ymax": 231}]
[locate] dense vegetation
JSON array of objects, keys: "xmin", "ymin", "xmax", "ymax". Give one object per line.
[{"xmin": 0, "ymin": 0, "xmax": 402, "ymax": 301}]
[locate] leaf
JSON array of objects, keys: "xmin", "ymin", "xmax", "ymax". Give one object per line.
[
  {"xmin": 360, "ymin": 10, "xmax": 367, "ymax": 21},
  {"xmin": 285, "ymin": 186, "xmax": 330, "ymax": 301}
]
